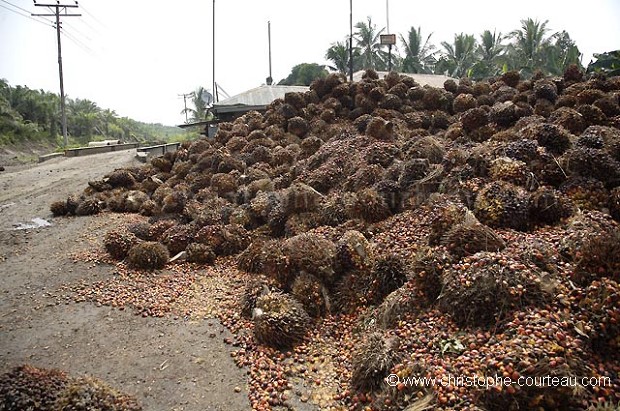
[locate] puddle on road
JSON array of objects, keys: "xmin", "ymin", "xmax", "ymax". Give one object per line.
[{"xmin": 13, "ymin": 218, "xmax": 52, "ymax": 230}]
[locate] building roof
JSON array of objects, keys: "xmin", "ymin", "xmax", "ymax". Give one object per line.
[
  {"xmin": 352, "ymin": 71, "xmax": 454, "ymax": 88},
  {"xmin": 213, "ymin": 85, "xmax": 309, "ymax": 114}
]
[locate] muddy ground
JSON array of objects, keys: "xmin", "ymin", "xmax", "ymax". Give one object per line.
[{"xmin": 0, "ymin": 150, "xmax": 255, "ymax": 410}]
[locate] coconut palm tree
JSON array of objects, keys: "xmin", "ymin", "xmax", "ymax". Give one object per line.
[
  {"xmin": 505, "ymin": 18, "xmax": 551, "ymax": 74},
  {"xmin": 354, "ymin": 17, "xmax": 387, "ymax": 70},
  {"xmin": 325, "ymin": 40, "xmax": 360, "ymax": 75},
  {"xmin": 181, "ymin": 86, "xmax": 211, "ymax": 123},
  {"xmin": 400, "ymin": 26, "xmax": 436, "ymax": 74},
  {"xmin": 435, "ymin": 33, "xmax": 477, "ymax": 78},
  {"xmin": 469, "ymin": 30, "xmax": 505, "ymax": 79}
]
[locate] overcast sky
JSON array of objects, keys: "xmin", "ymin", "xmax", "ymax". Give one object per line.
[{"xmin": 1, "ymin": 0, "xmax": 619, "ymax": 126}]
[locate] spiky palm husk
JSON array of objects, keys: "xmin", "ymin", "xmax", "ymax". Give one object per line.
[
  {"xmin": 284, "ymin": 233, "xmax": 337, "ymax": 285},
  {"xmin": 441, "ymin": 219, "xmax": 506, "ymax": 258},
  {"xmin": 161, "ymin": 224, "xmax": 195, "ymax": 255},
  {"xmin": 252, "ymin": 291, "xmax": 310, "ymax": 348},
  {"xmin": 50, "ymin": 200, "xmax": 68, "ymax": 216},
  {"xmin": 573, "ymin": 229, "xmax": 620, "ymax": 285},
  {"xmin": 104, "ymin": 229, "xmax": 141, "ymax": 260},
  {"xmin": 0, "ymin": 364, "xmax": 69, "ymax": 410},
  {"xmin": 473, "ymin": 181, "xmax": 531, "ymax": 231},
  {"xmin": 367, "ymin": 255, "xmax": 408, "ymax": 305},
  {"xmin": 185, "ymin": 243, "xmax": 216, "ymax": 264},
  {"xmin": 350, "ymin": 332, "xmax": 402, "ymax": 391},
  {"xmin": 240, "ymin": 279, "xmax": 269, "ymax": 319},
  {"xmin": 107, "ymin": 169, "xmax": 136, "ymax": 189},
  {"xmin": 529, "ymin": 186, "xmax": 574, "ymax": 225},
  {"xmin": 75, "ymin": 198, "xmax": 101, "ymax": 216},
  {"xmin": 336, "ymin": 230, "xmax": 373, "ymax": 271},
  {"xmin": 54, "ymin": 376, "xmax": 142, "ymax": 411},
  {"xmin": 127, "ymin": 241, "xmax": 169, "ymax": 270},
  {"xmin": 290, "ymin": 273, "xmax": 331, "ymax": 318},
  {"xmin": 439, "ymin": 252, "xmax": 550, "ymax": 327}
]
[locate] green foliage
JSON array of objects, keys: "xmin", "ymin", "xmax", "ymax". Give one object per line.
[
  {"xmin": 354, "ymin": 17, "xmax": 389, "ymax": 71},
  {"xmin": 325, "ymin": 40, "xmax": 361, "ymax": 75},
  {"xmin": 0, "ymin": 78, "xmax": 182, "ymax": 148},
  {"xmin": 587, "ymin": 50, "xmax": 620, "ymax": 76},
  {"xmin": 325, "ymin": 17, "xmax": 587, "ymax": 80},
  {"xmin": 400, "ymin": 26, "xmax": 436, "ymax": 74},
  {"xmin": 181, "ymin": 86, "xmax": 214, "ymax": 123},
  {"xmin": 279, "ymin": 63, "xmax": 328, "ymax": 86},
  {"xmin": 435, "ymin": 33, "xmax": 478, "ymax": 77}
]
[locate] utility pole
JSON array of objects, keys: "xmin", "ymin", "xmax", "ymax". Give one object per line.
[
  {"xmin": 349, "ymin": 0, "xmax": 353, "ymax": 82},
  {"xmin": 32, "ymin": 0, "xmax": 80, "ymax": 148},
  {"xmin": 212, "ymin": 0, "xmax": 217, "ymax": 102},
  {"xmin": 266, "ymin": 21, "xmax": 273, "ymax": 85},
  {"xmin": 178, "ymin": 93, "xmax": 191, "ymax": 123}
]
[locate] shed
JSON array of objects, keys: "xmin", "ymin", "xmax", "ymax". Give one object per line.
[{"xmin": 212, "ymin": 85, "xmax": 309, "ymax": 122}]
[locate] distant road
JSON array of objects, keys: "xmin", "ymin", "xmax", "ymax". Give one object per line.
[{"xmin": 0, "ymin": 150, "xmax": 141, "ymax": 230}]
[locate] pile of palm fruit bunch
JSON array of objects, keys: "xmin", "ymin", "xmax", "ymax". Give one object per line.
[
  {"xmin": 51, "ymin": 66, "xmax": 620, "ymax": 410},
  {"xmin": 0, "ymin": 364, "xmax": 142, "ymax": 410}
]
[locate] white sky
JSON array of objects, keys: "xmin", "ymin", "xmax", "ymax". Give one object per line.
[{"xmin": 1, "ymin": 0, "xmax": 619, "ymax": 126}]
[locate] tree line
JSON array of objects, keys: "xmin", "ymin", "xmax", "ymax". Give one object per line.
[
  {"xmin": 0, "ymin": 79, "xmax": 184, "ymax": 147},
  {"xmin": 325, "ymin": 17, "xmax": 583, "ymax": 80}
]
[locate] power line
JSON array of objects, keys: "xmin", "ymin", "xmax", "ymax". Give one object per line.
[
  {"xmin": 0, "ymin": 2, "xmax": 53, "ymax": 27},
  {"xmin": 76, "ymin": 1, "xmax": 105, "ymax": 28},
  {"xmin": 61, "ymin": 27, "xmax": 93, "ymax": 54},
  {"xmin": 63, "ymin": 20, "xmax": 91, "ymax": 41}
]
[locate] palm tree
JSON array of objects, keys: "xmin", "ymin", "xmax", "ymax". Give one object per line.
[
  {"xmin": 435, "ymin": 33, "xmax": 477, "ymax": 78},
  {"xmin": 325, "ymin": 40, "xmax": 360, "ymax": 74},
  {"xmin": 354, "ymin": 17, "xmax": 387, "ymax": 70},
  {"xmin": 506, "ymin": 18, "xmax": 551, "ymax": 74},
  {"xmin": 469, "ymin": 30, "xmax": 505, "ymax": 79},
  {"xmin": 400, "ymin": 26, "xmax": 436, "ymax": 73},
  {"xmin": 181, "ymin": 86, "xmax": 211, "ymax": 123}
]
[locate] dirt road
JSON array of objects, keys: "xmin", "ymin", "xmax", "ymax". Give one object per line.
[{"xmin": 0, "ymin": 150, "xmax": 251, "ymax": 410}]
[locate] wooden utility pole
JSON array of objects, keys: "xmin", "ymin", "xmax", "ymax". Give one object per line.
[
  {"xmin": 178, "ymin": 93, "xmax": 191, "ymax": 123},
  {"xmin": 349, "ymin": 0, "xmax": 353, "ymax": 82},
  {"xmin": 32, "ymin": 1, "xmax": 81, "ymax": 148}
]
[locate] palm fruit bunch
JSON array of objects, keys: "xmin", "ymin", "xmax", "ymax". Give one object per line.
[
  {"xmin": 570, "ymin": 277, "xmax": 620, "ymax": 351},
  {"xmin": 573, "ymin": 229, "xmax": 620, "ymax": 285},
  {"xmin": 127, "ymin": 241, "xmax": 169, "ymax": 270},
  {"xmin": 240, "ymin": 278, "xmax": 269, "ymax": 319},
  {"xmin": 0, "ymin": 364, "xmax": 69, "ymax": 410},
  {"xmin": 439, "ymin": 252, "xmax": 549, "ymax": 327},
  {"xmin": 283, "ymin": 233, "xmax": 337, "ymax": 285},
  {"xmin": 106, "ymin": 169, "xmax": 136, "ymax": 189},
  {"xmin": 474, "ymin": 181, "xmax": 531, "ymax": 230},
  {"xmin": 0, "ymin": 365, "xmax": 142, "ymax": 411},
  {"xmin": 374, "ymin": 281, "xmax": 422, "ymax": 328},
  {"xmin": 237, "ymin": 239, "xmax": 290, "ymax": 286},
  {"xmin": 350, "ymin": 332, "xmax": 402, "ymax": 391},
  {"xmin": 74, "ymin": 198, "xmax": 101, "ymax": 216},
  {"xmin": 410, "ymin": 246, "xmax": 452, "ymax": 304},
  {"xmin": 194, "ymin": 224, "xmax": 250, "ymax": 256},
  {"xmin": 427, "ymin": 200, "xmax": 468, "ymax": 245},
  {"xmin": 54, "ymin": 376, "xmax": 142, "ymax": 411},
  {"xmin": 366, "ymin": 255, "xmax": 408, "ymax": 304},
  {"xmin": 440, "ymin": 212, "xmax": 506, "ymax": 258},
  {"xmin": 336, "ymin": 230, "xmax": 373, "ymax": 271},
  {"xmin": 252, "ymin": 290, "xmax": 310, "ymax": 348},
  {"xmin": 529, "ymin": 186, "xmax": 574, "ymax": 225},
  {"xmin": 104, "ymin": 229, "xmax": 141, "ymax": 260},
  {"xmin": 185, "ymin": 243, "xmax": 216, "ymax": 264},
  {"xmin": 160, "ymin": 224, "xmax": 195, "ymax": 255},
  {"xmin": 290, "ymin": 273, "xmax": 331, "ymax": 318},
  {"xmin": 560, "ymin": 177, "xmax": 610, "ymax": 211},
  {"xmin": 488, "ymin": 156, "xmax": 529, "ymax": 186}
]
